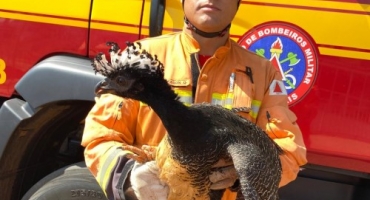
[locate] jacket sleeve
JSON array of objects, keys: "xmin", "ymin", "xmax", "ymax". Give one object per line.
[
  {"xmin": 255, "ymin": 63, "xmax": 308, "ymax": 187},
  {"xmin": 81, "ymin": 93, "xmax": 139, "ymax": 199}
]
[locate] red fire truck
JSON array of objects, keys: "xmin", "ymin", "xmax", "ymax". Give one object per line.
[{"xmin": 1, "ymin": 0, "xmax": 369, "ymax": 199}]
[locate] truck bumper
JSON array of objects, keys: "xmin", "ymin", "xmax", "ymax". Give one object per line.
[{"xmin": 0, "ymin": 98, "xmax": 34, "ymax": 160}]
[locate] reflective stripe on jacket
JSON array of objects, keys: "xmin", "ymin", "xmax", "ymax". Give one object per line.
[{"xmin": 81, "ymin": 31, "xmax": 307, "ymax": 200}]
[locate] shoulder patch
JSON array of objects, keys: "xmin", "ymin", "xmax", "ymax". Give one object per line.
[{"xmin": 269, "ymin": 80, "xmax": 287, "ymax": 96}]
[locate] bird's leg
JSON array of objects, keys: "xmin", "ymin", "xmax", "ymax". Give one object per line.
[
  {"xmin": 123, "ymin": 144, "xmax": 157, "ymax": 163},
  {"xmin": 142, "ymin": 145, "xmax": 157, "ymax": 160}
]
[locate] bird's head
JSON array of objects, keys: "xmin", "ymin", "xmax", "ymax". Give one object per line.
[{"xmin": 92, "ymin": 41, "xmax": 164, "ymax": 99}]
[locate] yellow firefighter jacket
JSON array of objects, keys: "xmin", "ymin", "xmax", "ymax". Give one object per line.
[{"xmin": 82, "ymin": 31, "xmax": 307, "ymax": 200}]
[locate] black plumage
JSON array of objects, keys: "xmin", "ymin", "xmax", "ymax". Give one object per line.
[{"xmin": 92, "ymin": 41, "xmax": 283, "ymax": 200}]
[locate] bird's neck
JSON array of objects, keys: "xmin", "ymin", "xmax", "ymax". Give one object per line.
[{"xmin": 139, "ymin": 81, "xmax": 205, "ymax": 144}]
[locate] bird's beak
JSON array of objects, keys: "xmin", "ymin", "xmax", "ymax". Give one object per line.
[{"xmin": 94, "ymin": 79, "xmax": 118, "ymax": 95}]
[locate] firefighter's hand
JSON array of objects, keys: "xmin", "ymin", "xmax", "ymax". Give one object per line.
[
  {"xmin": 130, "ymin": 161, "xmax": 168, "ymax": 200},
  {"xmin": 210, "ymin": 159, "xmax": 239, "ymax": 190}
]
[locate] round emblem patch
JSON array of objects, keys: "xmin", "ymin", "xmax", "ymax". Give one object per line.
[{"xmin": 238, "ymin": 22, "xmax": 319, "ymax": 106}]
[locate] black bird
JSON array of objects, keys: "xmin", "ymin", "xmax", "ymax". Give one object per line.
[{"xmin": 92, "ymin": 41, "xmax": 283, "ymax": 200}]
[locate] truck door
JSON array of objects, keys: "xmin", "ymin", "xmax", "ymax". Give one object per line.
[
  {"xmin": 88, "ymin": 0, "xmax": 146, "ymax": 58},
  {"xmin": 88, "ymin": 0, "xmax": 183, "ymax": 56}
]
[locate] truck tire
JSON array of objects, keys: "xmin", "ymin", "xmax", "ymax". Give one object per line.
[{"xmin": 22, "ymin": 162, "xmax": 108, "ymax": 200}]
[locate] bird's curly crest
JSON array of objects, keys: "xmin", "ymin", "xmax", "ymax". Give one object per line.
[{"xmin": 92, "ymin": 41, "xmax": 164, "ymax": 78}]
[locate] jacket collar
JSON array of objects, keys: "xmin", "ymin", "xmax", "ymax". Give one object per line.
[{"xmin": 180, "ymin": 31, "xmax": 231, "ymax": 59}]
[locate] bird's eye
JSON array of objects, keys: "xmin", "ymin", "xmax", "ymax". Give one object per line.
[{"xmin": 117, "ymin": 76, "xmax": 128, "ymax": 85}]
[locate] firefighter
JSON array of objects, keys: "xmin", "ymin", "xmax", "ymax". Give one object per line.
[{"xmin": 81, "ymin": 0, "xmax": 307, "ymax": 199}]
